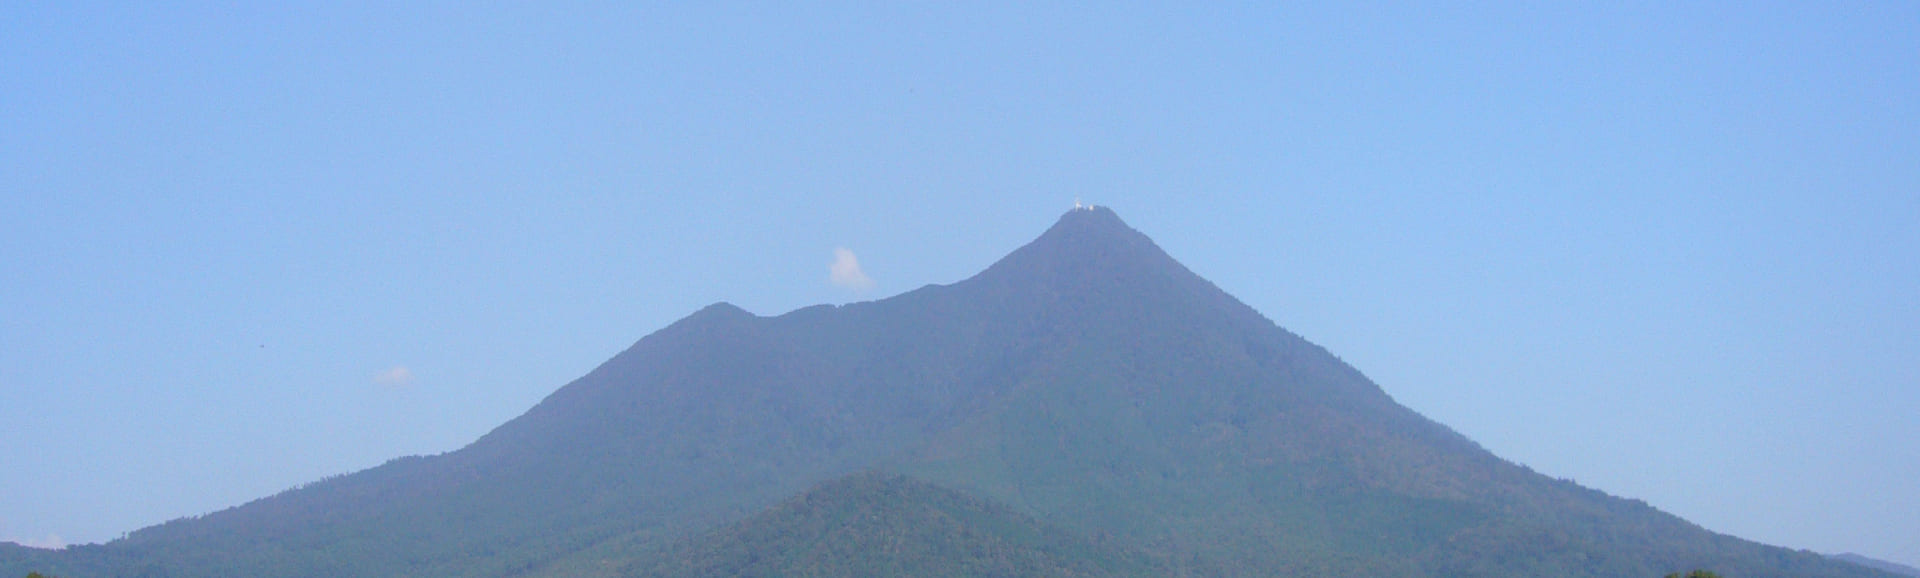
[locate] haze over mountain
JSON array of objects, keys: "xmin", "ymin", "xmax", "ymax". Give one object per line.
[{"xmin": 2, "ymin": 208, "xmax": 1897, "ymax": 577}]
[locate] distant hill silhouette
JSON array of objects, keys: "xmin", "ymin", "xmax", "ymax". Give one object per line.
[{"xmin": 3, "ymin": 207, "xmax": 1896, "ymax": 577}]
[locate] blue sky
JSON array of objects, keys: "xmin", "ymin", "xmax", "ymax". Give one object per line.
[{"xmin": 3, "ymin": 1, "xmax": 1915, "ymax": 567}]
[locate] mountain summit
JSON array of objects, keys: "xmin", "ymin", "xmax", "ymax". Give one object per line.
[
  {"xmin": 978, "ymin": 205, "xmax": 1171, "ymax": 280},
  {"xmin": 4, "ymin": 209, "xmax": 1895, "ymax": 577}
]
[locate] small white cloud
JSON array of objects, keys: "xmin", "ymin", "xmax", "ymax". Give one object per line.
[
  {"xmin": 373, "ymin": 366, "xmax": 415, "ymax": 387},
  {"xmin": 829, "ymin": 247, "xmax": 875, "ymax": 291}
]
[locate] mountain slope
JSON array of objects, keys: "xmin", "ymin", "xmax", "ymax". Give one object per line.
[
  {"xmin": 625, "ymin": 472, "xmax": 1156, "ymax": 577},
  {"xmin": 3, "ymin": 207, "xmax": 1894, "ymax": 577}
]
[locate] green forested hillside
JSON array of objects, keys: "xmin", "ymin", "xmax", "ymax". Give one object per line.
[
  {"xmin": 2, "ymin": 208, "xmax": 1896, "ymax": 578},
  {"xmin": 626, "ymin": 472, "xmax": 1157, "ymax": 577}
]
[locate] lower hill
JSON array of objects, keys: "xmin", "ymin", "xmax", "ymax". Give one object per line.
[{"xmin": 622, "ymin": 472, "xmax": 1158, "ymax": 577}]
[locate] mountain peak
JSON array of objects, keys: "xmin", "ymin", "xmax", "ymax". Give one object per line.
[
  {"xmin": 968, "ymin": 205, "xmax": 1178, "ymax": 289},
  {"xmin": 1057, "ymin": 202, "xmax": 1123, "ymax": 224},
  {"xmin": 688, "ymin": 301, "xmax": 752, "ymax": 321},
  {"xmin": 1042, "ymin": 204, "xmax": 1137, "ymax": 244}
]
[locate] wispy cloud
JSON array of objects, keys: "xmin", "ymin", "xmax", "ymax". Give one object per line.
[
  {"xmin": 373, "ymin": 366, "xmax": 415, "ymax": 387},
  {"xmin": 829, "ymin": 247, "xmax": 875, "ymax": 291}
]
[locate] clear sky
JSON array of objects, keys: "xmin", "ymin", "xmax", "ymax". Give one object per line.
[{"xmin": 3, "ymin": 1, "xmax": 1915, "ymax": 568}]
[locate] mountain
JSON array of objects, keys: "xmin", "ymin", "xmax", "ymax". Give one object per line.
[{"xmin": 4, "ymin": 207, "xmax": 1896, "ymax": 577}]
